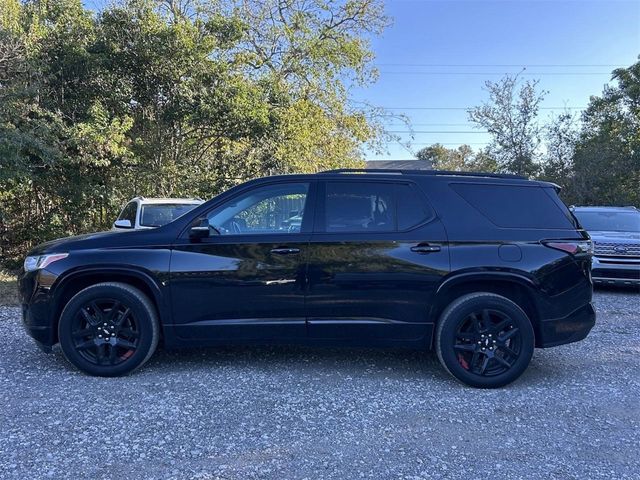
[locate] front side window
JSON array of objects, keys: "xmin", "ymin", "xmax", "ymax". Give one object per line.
[
  {"xmin": 118, "ymin": 202, "xmax": 138, "ymax": 224},
  {"xmin": 325, "ymin": 182, "xmax": 395, "ymax": 232},
  {"xmin": 205, "ymin": 183, "xmax": 309, "ymax": 235}
]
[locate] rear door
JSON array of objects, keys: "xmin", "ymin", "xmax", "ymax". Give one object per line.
[{"xmin": 305, "ymin": 179, "xmax": 450, "ymax": 344}]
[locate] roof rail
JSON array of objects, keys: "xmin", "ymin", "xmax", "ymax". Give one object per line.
[
  {"xmin": 318, "ymin": 168, "xmax": 527, "ymax": 180},
  {"xmin": 320, "ymin": 168, "xmax": 404, "ymax": 175}
]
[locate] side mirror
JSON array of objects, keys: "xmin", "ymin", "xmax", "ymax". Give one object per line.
[
  {"xmin": 113, "ymin": 219, "xmax": 133, "ymax": 229},
  {"xmin": 189, "ymin": 225, "xmax": 210, "ymax": 241}
]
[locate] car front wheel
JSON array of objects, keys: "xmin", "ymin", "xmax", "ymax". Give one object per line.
[
  {"xmin": 58, "ymin": 282, "xmax": 159, "ymax": 377},
  {"xmin": 436, "ymin": 292, "xmax": 534, "ymax": 388}
]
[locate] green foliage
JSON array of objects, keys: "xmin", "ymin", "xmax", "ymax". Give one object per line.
[
  {"xmin": 0, "ymin": 0, "xmax": 387, "ymax": 268},
  {"xmin": 458, "ymin": 62, "xmax": 639, "ymax": 207},
  {"xmin": 537, "ymin": 60, "xmax": 640, "ymax": 206},
  {"xmin": 567, "ymin": 61, "xmax": 640, "ymax": 206},
  {"xmin": 468, "ymin": 75, "xmax": 546, "ymax": 177},
  {"xmin": 416, "ymin": 143, "xmax": 497, "ymax": 173}
]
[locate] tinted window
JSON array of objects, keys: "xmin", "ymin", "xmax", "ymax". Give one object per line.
[
  {"xmin": 140, "ymin": 204, "xmax": 199, "ymax": 227},
  {"xmin": 574, "ymin": 210, "xmax": 640, "ymax": 232},
  {"xmin": 118, "ymin": 202, "xmax": 137, "ymax": 224},
  {"xmin": 451, "ymin": 183, "xmax": 574, "ymax": 229},
  {"xmin": 206, "ymin": 183, "xmax": 308, "ymax": 235},
  {"xmin": 397, "ymin": 184, "xmax": 432, "ymax": 230},
  {"xmin": 325, "ymin": 182, "xmax": 395, "ymax": 232}
]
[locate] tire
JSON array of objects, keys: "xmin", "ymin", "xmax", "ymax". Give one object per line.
[
  {"xmin": 436, "ymin": 292, "xmax": 534, "ymax": 388},
  {"xmin": 58, "ymin": 282, "xmax": 159, "ymax": 377}
]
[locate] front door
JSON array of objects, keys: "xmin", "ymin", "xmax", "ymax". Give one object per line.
[
  {"xmin": 170, "ymin": 181, "xmax": 314, "ymax": 342},
  {"xmin": 306, "ymin": 179, "xmax": 450, "ymax": 345}
]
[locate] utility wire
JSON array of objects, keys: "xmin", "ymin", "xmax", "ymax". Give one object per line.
[
  {"xmin": 387, "ymin": 130, "xmax": 488, "ymax": 134},
  {"xmin": 376, "ymin": 63, "xmax": 623, "ymax": 67},
  {"xmin": 381, "ymin": 106, "xmax": 585, "ymax": 110},
  {"xmin": 379, "ymin": 71, "xmax": 613, "ymax": 75},
  {"xmin": 383, "ymin": 123, "xmax": 477, "ymax": 126},
  {"xmin": 382, "ymin": 142, "xmax": 490, "ymax": 146}
]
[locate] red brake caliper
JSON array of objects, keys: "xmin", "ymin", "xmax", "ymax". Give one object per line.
[{"xmin": 458, "ymin": 354, "xmax": 470, "ymax": 370}]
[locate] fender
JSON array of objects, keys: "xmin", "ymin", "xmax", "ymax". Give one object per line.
[
  {"xmin": 51, "ymin": 265, "xmax": 172, "ymax": 329},
  {"xmin": 436, "ymin": 269, "xmax": 539, "ymax": 294},
  {"xmin": 431, "ymin": 269, "xmax": 542, "ymax": 322}
]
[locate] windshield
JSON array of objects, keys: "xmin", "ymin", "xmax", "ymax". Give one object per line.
[
  {"xmin": 140, "ymin": 204, "xmax": 199, "ymax": 227},
  {"xmin": 574, "ymin": 210, "xmax": 640, "ymax": 232}
]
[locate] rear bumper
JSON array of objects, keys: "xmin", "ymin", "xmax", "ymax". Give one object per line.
[{"xmin": 537, "ymin": 302, "xmax": 596, "ymax": 348}]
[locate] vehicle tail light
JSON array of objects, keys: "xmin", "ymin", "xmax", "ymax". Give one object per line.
[{"xmin": 542, "ymin": 240, "xmax": 593, "ymax": 255}]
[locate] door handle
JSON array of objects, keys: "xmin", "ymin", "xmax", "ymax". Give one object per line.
[
  {"xmin": 270, "ymin": 247, "xmax": 301, "ymax": 255},
  {"xmin": 411, "ymin": 244, "xmax": 441, "ymax": 254}
]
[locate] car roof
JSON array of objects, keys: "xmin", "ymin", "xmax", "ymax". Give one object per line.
[{"xmin": 132, "ymin": 197, "xmax": 203, "ymax": 204}]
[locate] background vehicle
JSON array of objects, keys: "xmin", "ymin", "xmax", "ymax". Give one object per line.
[
  {"xmin": 113, "ymin": 197, "xmax": 203, "ymax": 230},
  {"xmin": 571, "ymin": 206, "xmax": 640, "ymax": 287},
  {"xmin": 19, "ymin": 170, "xmax": 595, "ymax": 388}
]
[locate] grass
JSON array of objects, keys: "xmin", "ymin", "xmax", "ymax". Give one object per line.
[{"xmin": 0, "ymin": 271, "xmax": 18, "ymax": 306}]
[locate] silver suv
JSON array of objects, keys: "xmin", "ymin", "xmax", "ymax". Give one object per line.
[
  {"xmin": 572, "ymin": 206, "xmax": 640, "ymax": 286},
  {"xmin": 113, "ymin": 197, "xmax": 203, "ymax": 230}
]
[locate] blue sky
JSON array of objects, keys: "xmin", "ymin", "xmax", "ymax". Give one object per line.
[{"xmin": 356, "ymin": 0, "xmax": 640, "ymax": 160}]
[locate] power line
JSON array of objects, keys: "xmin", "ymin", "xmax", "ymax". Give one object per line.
[
  {"xmin": 387, "ymin": 130, "xmax": 487, "ymax": 134},
  {"xmin": 383, "ymin": 142, "xmax": 490, "ymax": 146},
  {"xmin": 383, "ymin": 123, "xmax": 476, "ymax": 126},
  {"xmin": 376, "ymin": 63, "xmax": 623, "ymax": 67},
  {"xmin": 379, "ymin": 71, "xmax": 613, "ymax": 76},
  {"xmin": 381, "ymin": 106, "xmax": 586, "ymax": 110}
]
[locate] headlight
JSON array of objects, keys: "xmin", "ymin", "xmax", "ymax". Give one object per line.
[{"xmin": 23, "ymin": 253, "xmax": 69, "ymax": 272}]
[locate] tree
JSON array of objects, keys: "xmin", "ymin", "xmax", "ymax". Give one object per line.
[
  {"xmin": 539, "ymin": 112, "xmax": 580, "ymax": 200},
  {"xmin": 0, "ymin": 0, "xmax": 389, "ymax": 268},
  {"xmin": 468, "ymin": 75, "xmax": 546, "ymax": 177},
  {"xmin": 416, "ymin": 143, "xmax": 497, "ymax": 172},
  {"xmin": 568, "ymin": 59, "xmax": 640, "ymax": 206}
]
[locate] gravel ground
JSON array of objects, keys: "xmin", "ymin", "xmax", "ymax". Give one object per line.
[{"xmin": 1, "ymin": 289, "xmax": 639, "ymax": 480}]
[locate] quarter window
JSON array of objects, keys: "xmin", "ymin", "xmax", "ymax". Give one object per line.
[
  {"xmin": 205, "ymin": 183, "xmax": 309, "ymax": 235},
  {"xmin": 451, "ymin": 183, "xmax": 574, "ymax": 229}
]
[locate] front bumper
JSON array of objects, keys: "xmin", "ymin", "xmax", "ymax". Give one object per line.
[
  {"xmin": 538, "ymin": 302, "xmax": 596, "ymax": 348},
  {"xmin": 591, "ymin": 255, "xmax": 640, "ymax": 286},
  {"xmin": 19, "ymin": 269, "xmax": 57, "ymax": 352}
]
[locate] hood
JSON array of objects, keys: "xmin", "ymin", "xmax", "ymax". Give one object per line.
[
  {"xmin": 587, "ymin": 231, "xmax": 640, "ymax": 243},
  {"xmin": 27, "ymin": 229, "xmax": 159, "ymax": 256}
]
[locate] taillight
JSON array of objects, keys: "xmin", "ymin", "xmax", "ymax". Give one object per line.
[{"xmin": 543, "ymin": 240, "xmax": 593, "ymax": 255}]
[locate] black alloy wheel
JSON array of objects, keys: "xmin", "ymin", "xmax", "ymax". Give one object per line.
[
  {"xmin": 71, "ymin": 298, "xmax": 140, "ymax": 367},
  {"xmin": 436, "ymin": 292, "xmax": 534, "ymax": 388},
  {"xmin": 453, "ymin": 308, "xmax": 522, "ymax": 376},
  {"xmin": 59, "ymin": 282, "xmax": 159, "ymax": 376}
]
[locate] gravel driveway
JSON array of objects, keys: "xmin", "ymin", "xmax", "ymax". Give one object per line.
[{"xmin": 1, "ymin": 289, "xmax": 639, "ymax": 480}]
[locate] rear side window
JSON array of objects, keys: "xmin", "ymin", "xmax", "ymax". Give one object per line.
[
  {"xmin": 397, "ymin": 184, "xmax": 433, "ymax": 230},
  {"xmin": 451, "ymin": 183, "xmax": 574, "ymax": 229},
  {"xmin": 325, "ymin": 182, "xmax": 395, "ymax": 232},
  {"xmin": 323, "ymin": 181, "xmax": 432, "ymax": 233}
]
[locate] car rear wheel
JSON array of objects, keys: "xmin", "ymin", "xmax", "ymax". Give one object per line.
[
  {"xmin": 436, "ymin": 292, "xmax": 534, "ymax": 388},
  {"xmin": 58, "ymin": 282, "xmax": 159, "ymax": 377}
]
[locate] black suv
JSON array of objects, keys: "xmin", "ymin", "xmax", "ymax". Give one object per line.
[{"xmin": 18, "ymin": 169, "xmax": 595, "ymax": 388}]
